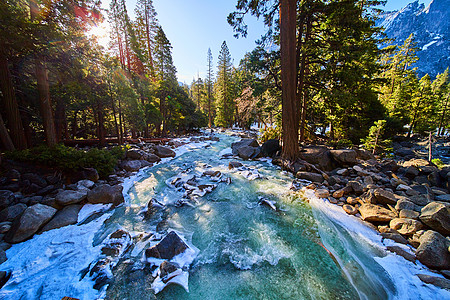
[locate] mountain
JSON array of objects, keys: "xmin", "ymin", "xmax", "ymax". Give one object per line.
[{"xmin": 377, "ymin": 0, "xmax": 450, "ymax": 77}]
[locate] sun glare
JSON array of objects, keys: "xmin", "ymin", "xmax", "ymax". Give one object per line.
[{"xmin": 87, "ymin": 21, "xmax": 110, "ymax": 49}]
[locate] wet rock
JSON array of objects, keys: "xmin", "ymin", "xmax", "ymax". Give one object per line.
[
  {"xmin": 237, "ymin": 146, "xmax": 260, "ymax": 160},
  {"xmin": 203, "ymin": 170, "xmax": 221, "ymax": 177},
  {"xmin": 155, "ymin": 146, "xmax": 176, "ymax": 158},
  {"xmin": 55, "ymin": 190, "xmax": 87, "ymax": 206},
  {"xmin": 101, "ymin": 229, "xmax": 131, "ymax": 257},
  {"xmin": 5, "ymin": 204, "xmax": 57, "ymax": 243},
  {"xmin": 261, "ymin": 139, "xmax": 281, "ymax": 157},
  {"xmin": 315, "ymin": 189, "xmax": 330, "ymax": 198},
  {"xmin": 416, "ymin": 230, "xmax": 450, "ymax": 270},
  {"xmin": 358, "ymin": 204, "xmax": 397, "ymax": 222},
  {"xmin": 373, "ymin": 188, "xmax": 398, "ymax": 205},
  {"xmin": 330, "ymin": 150, "xmax": 357, "ymax": 166},
  {"xmin": 90, "ymin": 258, "xmax": 113, "ymax": 290},
  {"xmin": 77, "ymin": 180, "xmax": 95, "ymax": 190},
  {"xmin": 41, "ymin": 205, "xmax": 81, "ymax": 232},
  {"xmin": 159, "ymin": 261, "xmax": 180, "ymax": 283},
  {"xmin": 386, "ymin": 245, "xmax": 416, "ymax": 262},
  {"xmin": 228, "ymin": 161, "xmax": 243, "ymax": 169},
  {"xmin": 145, "ymin": 231, "xmax": 188, "ymax": 260},
  {"xmin": 417, "ymin": 274, "xmax": 450, "ymax": 290},
  {"xmin": 420, "ymin": 202, "xmax": 450, "ymax": 235},
  {"xmin": 87, "ymin": 184, "xmax": 124, "ymax": 207},
  {"xmin": 436, "ymin": 194, "xmax": 450, "ymax": 202},
  {"xmin": 127, "ymin": 148, "xmax": 146, "ymax": 160},
  {"xmin": 390, "ymin": 218, "xmax": 423, "ymax": 235},
  {"xmin": 0, "ymin": 249, "xmax": 6, "ymax": 264},
  {"xmin": 343, "ymin": 204, "xmax": 357, "ymax": 215},
  {"xmin": 0, "ymin": 203, "xmax": 26, "ymax": 222},
  {"xmin": 381, "ymin": 232, "xmax": 409, "ymax": 244},
  {"xmin": 296, "ymin": 172, "xmax": 323, "ymax": 183},
  {"xmin": 231, "ymin": 139, "xmax": 259, "ymax": 155},
  {"xmin": 0, "ymin": 190, "xmax": 15, "ymax": 210}
]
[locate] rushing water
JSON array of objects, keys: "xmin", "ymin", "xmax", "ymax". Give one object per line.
[{"xmin": 1, "ymin": 132, "xmax": 449, "ymax": 300}]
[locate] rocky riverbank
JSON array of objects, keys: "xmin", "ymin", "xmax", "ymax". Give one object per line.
[{"xmin": 230, "ymin": 136, "xmax": 450, "ymax": 291}]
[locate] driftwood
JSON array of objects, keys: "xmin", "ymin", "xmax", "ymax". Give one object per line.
[{"xmin": 63, "ymin": 137, "xmax": 170, "ymax": 147}]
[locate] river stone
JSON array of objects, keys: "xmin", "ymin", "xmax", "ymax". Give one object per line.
[
  {"xmin": 348, "ymin": 181, "xmax": 363, "ymax": 195},
  {"xmin": 237, "ymin": 146, "xmax": 258, "ymax": 160},
  {"xmin": 145, "ymin": 231, "xmax": 188, "ymax": 260},
  {"xmin": 417, "ymin": 274, "xmax": 450, "ymax": 290},
  {"xmin": 330, "ymin": 150, "xmax": 357, "ymax": 166},
  {"xmin": 395, "ymin": 199, "xmax": 416, "ymax": 211},
  {"xmin": 408, "ymin": 194, "xmax": 430, "ymax": 206},
  {"xmin": 0, "ymin": 203, "xmax": 27, "ymax": 222},
  {"xmin": 358, "ymin": 204, "xmax": 397, "ymax": 222},
  {"xmin": 405, "ymin": 166, "xmax": 419, "ymax": 179},
  {"xmin": 390, "ymin": 218, "xmax": 424, "ymax": 235},
  {"xmin": 0, "ymin": 249, "xmax": 6, "ymax": 264},
  {"xmin": 121, "ymin": 160, "xmax": 144, "ymax": 172},
  {"xmin": 154, "ymin": 146, "xmax": 176, "ymax": 158},
  {"xmin": 296, "ymin": 172, "xmax": 323, "ymax": 183},
  {"xmin": 231, "ymin": 139, "xmax": 259, "ymax": 155},
  {"xmin": 373, "ymin": 188, "xmax": 397, "ymax": 205},
  {"xmin": 416, "ymin": 230, "xmax": 450, "ymax": 270},
  {"xmin": 420, "ymin": 202, "xmax": 450, "ymax": 235},
  {"xmin": 0, "ymin": 222, "xmax": 11, "ymax": 234},
  {"xmin": 87, "ymin": 184, "xmax": 124, "ymax": 207},
  {"xmin": 399, "ymin": 209, "xmax": 420, "ymax": 219},
  {"xmin": 77, "ymin": 180, "xmax": 95, "ymax": 190},
  {"xmin": 144, "ymin": 153, "xmax": 161, "ymax": 163},
  {"xmin": 436, "ymin": 194, "xmax": 450, "ymax": 202},
  {"xmin": 126, "ymin": 148, "xmax": 146, "ymax": 160},
  {"xmin": 343, "ymin": 204, "xmax": 357, "ymax": 215},
  {"xmin": 5, "ymin": 204, "xmax": 57, "ymax": 243},
  {"xmin": 381, "ymin": 232, "xmax": 409, "ymax": 244},
  {"xmin": 22, "ymin": 173, "xmax": 47, "ymax": 188},
  {"xmin": 0, "ymin": 191, "xmax": 15, "ymax": 211},
  {"xmin": 228, "ymin": 161, "xmax": 243, "ymax": 169},
  {"xmin": 315, "ymin": 189, "xmax": 330, "ymax": 198},
  {"xmin": 203, "ymin": 170, "xmax": 221, "ymax": 177},
  {"xmin": 41, "ymin": 204, "xmax": 82, "ymax": 232},
  {"xmin": 261, "ymin": 139, "xmax": 281, "ymax": 157},
  {"xmin": 386, "ymin": 245, "xmax": 416, "ymax": 262},
  {"xmin": 299, "ymin": 146, "xmax": 334, "ymax": 171},
  {"xmin": 403, "ymin": 158, "xmax": 429, "ymax": 168},
  {"xmin": 55, "ymin": 190, "xmax": 87, "ymax": 206},
  {"xmin": 81, "ymin": 168, "xmax": 99, "ymax": 182},
  {"xmin": 333, "ymin": 189, "xmax": 345, "ymax": 198},
  {"xmin": 159, "ymin": 260, "xmax": 180, "ymax": 283}
]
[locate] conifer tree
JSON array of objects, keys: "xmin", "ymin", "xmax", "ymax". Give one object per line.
[
  {"xmin": 206, "ymin": 48, "xmax": 214, "ymax": 127},
  {"xmin": 215, "ymin": 41, "xmax": 234, "ymax": 127}
]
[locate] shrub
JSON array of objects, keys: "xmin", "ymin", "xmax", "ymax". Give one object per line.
[
  {"xmin": 432, "ymin": 158, "xmax": 445, "ymax": 169},
  {"xmin": 259, "ymin": 126, "xmax": 281, "ymax": 143},
  {"xmin": 6, "ymin": 144, "xmax": 127, "ymax": 178}
]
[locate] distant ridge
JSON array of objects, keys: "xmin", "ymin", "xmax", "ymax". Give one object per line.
[{"xmin": 377, "ymin": 0, "xmax": 450, "ymax": 77}]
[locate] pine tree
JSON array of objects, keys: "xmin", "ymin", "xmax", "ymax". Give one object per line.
[
  {"xmin": 215, "ymin": 41, "xmax": 234, "ymax": 127},
  {"xmin": 206, "ymin": 48, "xmax": 214, "ymax": 127}
]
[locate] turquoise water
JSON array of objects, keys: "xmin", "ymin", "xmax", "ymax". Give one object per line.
[{"xmin": 104, "ymin": 134, "xmax": 396, "ymax": 299}]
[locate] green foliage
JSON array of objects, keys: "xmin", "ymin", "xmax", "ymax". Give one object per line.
[
  {"xmin": 432, "ymin": 158, "xmax": 445, "ymax": 169},
  {"xmin": 6, "ymin": 144, "xmax": 127, "ymax": 178},
  {"xmin": 329, "ymin": 139, "xmax": 354, "ymax": 149},
  {"xmin": 259, "ymin": 126, "xmax": 281, "ymax": 143},
  {"xmin": 361, "ymin": 120, "xmax": 392, "ymax": 153}
]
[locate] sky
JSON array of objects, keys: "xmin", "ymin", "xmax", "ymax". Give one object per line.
[{"xmin": 98, "ymin": 0, "xmax": 432, "ymax": 84}]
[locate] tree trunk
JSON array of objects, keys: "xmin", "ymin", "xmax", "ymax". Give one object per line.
[
  {"xmin": 280, "ymin": 0, "xmax": 299, "ymax": 160},
  {"xmin": 438, "ymin": 92, "xmax": 450, "ymax": 136},
  {"xmin": 97, "ymin": 100, "xmax": 106, "ymax": 146},
  {"xmin": 54, "ymin": 94, "xmax": 66, "ymax": 142},
  {"xmin": 0, "ymin": 112, "xmax": 15, "ymax": 151},
  {"xmin": 0, "ymin": 52, "xmax": 27, "ymax": 149}
]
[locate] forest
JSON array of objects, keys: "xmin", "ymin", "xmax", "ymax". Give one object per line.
[{"xmin": 0, "ymin": 0, "xmax": 449, "ymax": 158}]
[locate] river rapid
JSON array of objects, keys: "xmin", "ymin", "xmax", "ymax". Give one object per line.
[{"xmin": 0, "ymin": 131, "xmax": 448, "ymax": 300}]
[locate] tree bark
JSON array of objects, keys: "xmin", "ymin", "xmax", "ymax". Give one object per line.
[
  {"xmin": 280, "ymin": 0, "xmax": 300, "ymax": 160},
  {"xmin": 0, "ymin": 112, "xmax": 15, "ymax": 151},
  {"xmin": 0, "ymin": 52, "xmax": 27, "ymax": 149},
  {"xmin": 438, "ymin": 92, "xmax": 449, "ymax": 136}
]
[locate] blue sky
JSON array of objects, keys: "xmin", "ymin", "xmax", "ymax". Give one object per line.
[{"xmin": 101, "ymin": 0, "xmax": 431, "ymax": 83}]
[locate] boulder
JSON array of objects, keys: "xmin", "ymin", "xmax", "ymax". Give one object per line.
[
  {"xmin": 237, "ymin": 146, "xmax": 259, "ymax": 160},
  {"xmin": 389, "ymin": 218, "xmax": 423, "ymax": 235},
  {"xmin": 405, "ymin": 166, "xmax": 419, "ymax": 179},
  {"xmin": 154, "ymin": 146, "xmax": 176, "ymax": 158},
  {"xmin": 121, "ymin": 160, "xmax": 144, "ymax": 172},
  {"xmin": 373, "ymin": 188, "xmax": 397, "ymax": 205},
  {"xmin": 315, "ymin": 189, "xmax": 330, "ymax": 198},
  {"xmin": 355, "ymin": 149, "xmax": 375, "ymax": 161},
  {"xmin": 358, "ymin": 204, "xmax": 397, "ymax": 222},
  {"xmin": 395, "ymin": 199, "xmax": 416, "ymax": 211},
  {"xmin": 296, "ymin": 172, "xmax": 323, "ymax": 183},
  {"xmin": 0, "ymin": 190, "xmax": 15, "ymax": 211},
  {"xmin": 0, "ymin": 222, "xmax": 11, "ymax": 234},
  {"xmin": 416, "ymin": 230, "xmax": 450, "ymax": 270},
  {"xmin": 41, "ymin": 205, "xmax": 81, "ymax": 232},
  {"xmin": 0, "ymin": 203, "xmax": 26, "ymax": 222},
  {"xmin": 386, "ymin": 245, "xmax": 416, "ymax": 262},
  {"xmin": 228, "ymin": 161, "xmax": 243, "ymax": 169},
  {"xmin": 330, "ymin": 150, "xmax": 357, "ymax": 166},
  {"xmin": 343, "ymin": 204, "xmax": 358, "ymax": 215},
  {"xmin": 436, "ymin": 194, "xmax": 450, "ymax": 202},
  {"xmin": 5, "ymin": 204, "xmax": 57, "ymax": 243},
  {"xmin": 348, "ymin": 181, "xmax": 363, "ymax": 195},
  {"xmin": 420, "ymin": 202, "xmax": 450, "ymax": 235},
  {"xmin": 333, "ymin": 189, "xmax": 345, "ymax": 199},
  {"xmin": 408, "ymin": 194, "xmax": 430, "ymax": 206},
  {"xmin": 145, "ymin": 231, "xmax": 188, "ymax": 260},
  {"xmin": 381, "ymin": 232, "xmax": 409, "ymax": 244},
  {"xmin": 231, "ymin": 139, "xmax": 259, "ymax": 155},
  {"xmin": 261, "ymin": 139, "xmax": 281, "ymax": 157},
  {"xmin": 55, "ymin": 190, "xmax": 87, "ymax": 206},
  {"xmin": 126, "ymin": 148, "xmax": 146, "ymax": 160},
  {"xmin": 403, "ymin": 158, "xmax": 430, "ymax": 168},
  {"xmin": 81, "ymin": 168, "xmax": 99, "ymax": 182},
  {"xmin": 159, "ymin": 260, "xmax": 180, "ymax": 283},
  {"xmin": 299, "ymin": 146, "xmax": 334, "ymax": 171},
  {"xmin": 399, "ymin": 209, "xmax": 419, "ymax": 219},
  {"xmin": 77, "ymin": 180, "xmax": 95, "ymax": 190},
  {"xmin": 417, "ymin": 274, "xmax": 450, "ymax": 290},
  {"xmin": 87, "ymin": 184, "xmax": 124, "ymax": 207},
  {"xmin": 144, "ymin": 153, "xmax": 161, "ymax": 163},
  {"xmin": 0, "ymin": 249, "xmax": 6, "ymax": 264},
  {"xmin": 396, "ymin": 148, "xmax": 415, "ymax": 157}
]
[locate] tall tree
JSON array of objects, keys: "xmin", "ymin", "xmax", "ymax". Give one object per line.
[
  {"xmin": 206, "ymin": 48, "xmax": 214, "ymax": 127},
  {"xmin": 215, "ymin": 41, "xmax": 234, "ymax": 127},
  {"xmin": 135, "ymin": 0, "xmax": 158, "ymax": 78}
]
